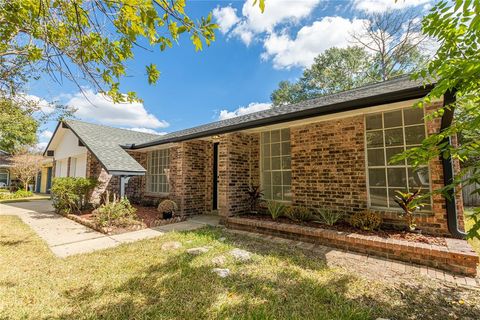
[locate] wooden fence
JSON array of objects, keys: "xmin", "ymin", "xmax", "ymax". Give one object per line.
[{"xmin": 462, "ymin": 170, "xmax": 480, "ymax": 207}]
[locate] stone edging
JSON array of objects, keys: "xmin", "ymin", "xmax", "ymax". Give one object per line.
[
  {"xmin": 58, "ymin": 211, "xmax": 187, "ymax": 235},
  {"xmin": 224, "ymin": 217, "xmax": 479, "ymax": 276}
]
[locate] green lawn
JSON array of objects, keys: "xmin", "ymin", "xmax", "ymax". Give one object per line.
[
  {"xmin": 1, "ymin": 216, "xmax": 479, "ymax": 319},
  {"xmin": 0, "ymin": 194, "xmax": 51, "ymax": 203}
]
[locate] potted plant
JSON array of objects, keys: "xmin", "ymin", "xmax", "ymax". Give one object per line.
[
  {"xmin": 394, "ymin": 189, "xmax": 426, "ymax": 232},
  {"xmin": 247, "ymin": 185, "xmax": 263, "ymax": 214},
  {"xmin": 157, "ymin": 199, "xmax": 178, "ymax": 219}
]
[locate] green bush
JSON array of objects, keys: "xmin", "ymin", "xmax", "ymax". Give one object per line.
[
  {"xmin": 0, "ymin": 190, "xmax": 34, "ymax": 200},
  {"xmin": 349, "ymin": 210, "xmax": 382, "ymax": 231},
  {"xmin": 267, "ymin": 201, "xmax": 285, "ymax": 220},
  {"xmin": 50, "ymin": 177, "xmax": 98, "ymax": 213},
  {"xmin": 93, "ymin": 194, "xmax": 138, "ymax": 228},
  {"xmin": 285, "ymin": 206, "xmax": 315, "ymax": 222},
  {"xmin": 315, "ymin": 208, "xmax": 344, "ymax": 226}
]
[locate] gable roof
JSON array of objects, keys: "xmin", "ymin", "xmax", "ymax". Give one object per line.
[
  {"xmin": 45, "ymin": 120, "xmax": 159, "ymax": 175},
  {"xmin": 131, "ymin": 76, "xmax": 432, "ymax": 149},
  {"xmin": 0, "ymin": 150, "xmax": 11, "ymax": 168}
]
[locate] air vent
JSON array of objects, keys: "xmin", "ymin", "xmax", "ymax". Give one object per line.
[
  {"xmin": 78, "ymin": 140, "xmax": 85, "ymax": 147},
  {"xmin": 46, "ymin": 150, "xmax": 54, "ymax": 157}
]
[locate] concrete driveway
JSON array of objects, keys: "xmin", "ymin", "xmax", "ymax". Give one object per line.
[{"xmin": 0, "ymin": 200, "xmax": 220, "ymax": 257}]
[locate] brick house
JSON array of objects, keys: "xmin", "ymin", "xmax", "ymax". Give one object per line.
[{"xmin": 44, "ymin": 77, "xmax": 465, "ymax": 237}]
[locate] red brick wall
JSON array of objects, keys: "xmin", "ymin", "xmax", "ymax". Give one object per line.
[
  {"xmin": 218, "ymin": 132, "xmax": 260, "ymax": 217},
  {"xmin": 287, "ymin": 101, "xmax": 462, "ymax": 236}
]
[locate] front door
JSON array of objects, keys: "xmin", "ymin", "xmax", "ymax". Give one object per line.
[{"xmin": 212, "ymin": 142, "xmax": 219, "ymax": 211}]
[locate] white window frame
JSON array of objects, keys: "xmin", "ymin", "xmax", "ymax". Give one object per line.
[
  {"xmin": 365, "ymin": 107, "xmax": 433, "ymax": 211},
  {"xmin": 146, "ymin": 149, "xmax": 170, "ymax": 194},
  {"xmin": 260, "ymin": 128, "xmax": 292, "ymax": 202}
]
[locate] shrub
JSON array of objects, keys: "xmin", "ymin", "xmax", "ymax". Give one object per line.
[
  {"xmin": 93, "ymin": 193, "xmax": 138, "ymax": 228},
  {"xmin": 14, "ymin": 190, "xmax": 33, "ymax": 198},
  {"xmin": 394, "ymin": 189, "xmax": 426, "ymax": 231},
  {"xmin": 285, "ymin": 206, "xmax": 315, "ymax": 222},
  {"xmin": 157, "ymin": 199, "xmax": 178, "ymax": 214},
  {"xmin": 315, "ymin": 208, "xmax": 344, "ymax": 226},
  {"xmin": 267, "ymin": 201, "xmax": 285, "ymax": 220},
  {"xmin": 349, "ymin": 210, "xmax": 382, "ymax": 231},
  {"xmin": 50, "ymin": 177, "xmax": 98, "ymax": 213},
  {"xmin": 247, "ymin": 185, "xmax": 264, "ymax": 213},
  {"xmin": 0, "ymin": 190, "xmax": 34, "ymax": 200}
]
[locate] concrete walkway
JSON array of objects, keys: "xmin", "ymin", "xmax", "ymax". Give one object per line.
[{"xmin": 0, "ymin": 200, "xmax": 220, "ymax": 257}]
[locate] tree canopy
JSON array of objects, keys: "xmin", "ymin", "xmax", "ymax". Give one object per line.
[
  {"xmin": 271, "ymin": 10, "xmax": 428, "ymax": 106},
  {"xmin": 0, "ymin": 0, "xmax": 220, "ymax": 102},
  {"xmin": 395, "ymin": 0, "xmax": 480, "ymax": 239}
]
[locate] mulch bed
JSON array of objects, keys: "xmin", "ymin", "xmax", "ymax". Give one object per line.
[
  {"xmin": 70, "ymin": 205, "xmax": 186, "ymax": 235},
  {"xmin": 241, "ymin": 214, "xmax": 448, "ymax": 247}
]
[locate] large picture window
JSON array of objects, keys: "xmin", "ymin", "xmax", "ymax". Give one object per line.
[
  {"xmin": 261, "ymin": 128, "xmax": 292, "ymax": 201},
  {"xmin": 146, "ymin": 149, "xmax": 169, "ymax": 194},
  {"xmin": 366, "ymin": 108, "xmax": 431, "ymax": 209}
]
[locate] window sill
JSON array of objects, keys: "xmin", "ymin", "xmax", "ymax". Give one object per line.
[
  {"xmin": 144, "ymin": 192, "xmax": 170, "ymax": 197},
  {"xmin": 369, "ymin": 206, "xmax": 434, "ymax": 216}
]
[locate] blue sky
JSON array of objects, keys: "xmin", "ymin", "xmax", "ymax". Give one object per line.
[{"xmin": 32, "ymin": 0, "xmax": 433, "ymax": 148}]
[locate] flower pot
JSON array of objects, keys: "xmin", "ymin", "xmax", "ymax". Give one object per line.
[{"xmin": 162, "ymin": 211, "xmax": 173, "ymax": 219}]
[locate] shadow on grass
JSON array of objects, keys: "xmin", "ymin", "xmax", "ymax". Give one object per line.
[{"xmin": 52, "ymin": 228, "xmax": 480, "ymax": 320}]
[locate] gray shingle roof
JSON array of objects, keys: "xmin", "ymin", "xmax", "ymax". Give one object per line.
[
  {"xmin": 132, "ymin": 76, "xmax": 431, "ymax": 149},
  {"xmin": 64, "ymin": 120, "xmax": 159, "ymax": 174}
]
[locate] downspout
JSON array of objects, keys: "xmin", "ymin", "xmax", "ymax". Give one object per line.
[{"xmin": 440, "ymin": 91, "xmax": 467, "ymax": 239}]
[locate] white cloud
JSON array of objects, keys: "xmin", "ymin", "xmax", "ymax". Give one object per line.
[
  {"xmin": 353, "ymin": 0, "xmax": 431, "ymax": 13},
  {"xmin": 39, "ymin": 130, "xmax": 53, "ymax": 139},
  {"xmin": 66, "ymin": 89, "xmax": 169, "ymax": 129},
  {"xmin": 215, "ymin": 0, "xmax": 322, "ymax": 45},
  {"xmin": 213, "ymin": 6, "xmax": 240, "ymax": 34},
  {"xmin": 35, "ymin": 141, "xmax": 48, "ymax": 152},
  {"xmin": 127, "ymin": 127, "xmax": 167, "ymax": 135},
  {"xmin": 218, "ymin": 102, "xmax": 271, "ymax": 120},
  {"xmin": 262, "ymin": 16, "xmax": 367, "ymax": 69}
]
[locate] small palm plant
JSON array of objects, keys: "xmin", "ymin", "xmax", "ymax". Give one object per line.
[
  {"xmin": 247, "ymin": 185, "xmax": 263, "ymax": 213},
  {"xmin": 267, "ymin": 200, "xmax": 285, "ymax": 220},
  {"xmin": 394, "ymin": 189, "xmax": 426, "ymax": 232}
]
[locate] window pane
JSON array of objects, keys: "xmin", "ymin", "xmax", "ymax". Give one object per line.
[
  {"xmin": 405, "ymin": 125, "xmax": 425, "ymax": 145},
  {"xmin": 282, "ymin": 156, "xmax": 291, "ymax": 170},
  {"xmin": 385, "ymin": 128, "xmax": 403, "ymax": 146},
  {"xmin": 262, "ymin": 158, "xmax": 270, "ymax": 170},
  {"xmin": 404, "ymin": 108, "xmax": 424, "ymax": 125},
  {"xmin": 263, "ymin": 186, "xmax": 272, "ymax": 199},
  {"xmin": 408, "ymin": 167, "xmax": 430, "ymax": 188},
  {"xmin": 272, "ymin": 171, "xmax": 282, "ymax": 185},
  {"xmin": 369, "ymin": 168, "xmax": 386, "ymax": 186},
  {"xmin": 389, "ymin": 188, "xmax": 404, "ymax": 207},
  {"xmin": 366, "ymin": 131, "xmax": 383, "ymax": 148},
  {"xmin": 271, "ymin": 130, "xmax": 280, "ymax": 143},
  {"xmin": 386, "ymin": 147, "xmax": 405, "ymax": 166},
  {"xmin": 282, "ymin": 171, "xmax": 291, "ymax": 186},
  {"xmin": 271, "ymin": 143, "xmax": 281, "ymax": 156},
  {"xmin": 387, "ymin": 168, "xmax": 407, "ymax": 188},
  {"xmin": 281, "ymin": 142, "xmax": 291, "ymax": 155},
  {"xmin": 370, "ymin": 188, "xmax": 388, "ymax": 207},
  {"xmin": 367, "ymin": 149, "xmax": 385, "ymax": 166},
  {"xmin": 283, "ymin": 187, "xmax": 292, "ymax": 201},
  {"xmin": 262, "ymin": 144, "xmax": 270, "ymax": 157},
  {"xmin": 262, "ymin": 132, "xmax": 270, "ymax": 143},
  {"xmin": 366, "ymin": 114, "xmax": 382, "ymax": 130},
  {"xmin": 281, "ymin": 128, "xmax": 290, "ymax": 141},
  {"xmin": 273, "ymin": 186, "xmax": 283, "ymax": 200},
  {"xmin": 262, "ymin": 172, "xmax": 271, "ymax": 185},
  {"xmin": 271, "ymin": 157, "xmax": 281, "ymax": 170},
  {"xmin": 384, "ymin": 110, "xmax": 402, "ymax": 128}
]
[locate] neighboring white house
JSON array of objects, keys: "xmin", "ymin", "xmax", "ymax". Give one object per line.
[{"xmin": 45, "ymin": 124, "xmax": 88, "ymax": 178}]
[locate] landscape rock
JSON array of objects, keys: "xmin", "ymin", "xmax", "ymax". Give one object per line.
[
  {"xmin": 186, "ymin": 247, "xmax": 210, "ymax": 255},
  {"xmin": 218, "ymin": 237, "xmax": 226, "ymax": 242},
  {"xmin": 212, "ymin": 268, "xmax": 230, "ymax": 278},
  {"xmin": 161, "ymin": 241, "xmax": 182, "ymax": 251},
  {"xmin": 230, "ymin": 248, "xmax": 252, "ymax": 262},
  {"xmin": 211, "ymin": 255, "xmax": 227, "ymax": 266}
]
